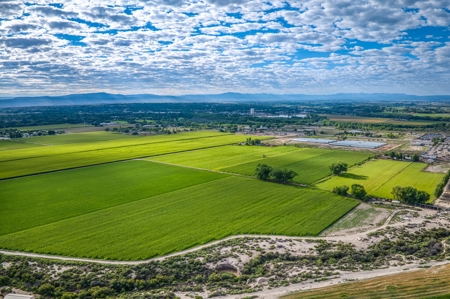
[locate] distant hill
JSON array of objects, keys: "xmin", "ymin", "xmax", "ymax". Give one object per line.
[{"xmin": 1, "ymin": 92, "xmax": 450, "ymax": 108}]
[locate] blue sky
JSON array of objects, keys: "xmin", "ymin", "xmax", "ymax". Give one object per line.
[{"xmin": 0, "ymin": 0, "xmax": 450, "ymax": 96}]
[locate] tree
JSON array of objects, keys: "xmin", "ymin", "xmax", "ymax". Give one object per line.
[
  {"xmin": 351, "ymin": 184, "xmax": 367, "ymax": 200},
  {"xmin": 391, "ymin": 186, "xmax": 430, "ymax": 204},
  {"xmin": 255, "ymin": 164, "xmax": 273, "ymax": 181},
  {"xmin": 333, "ymin": 185, "xmax": 349, "ymax": 196},
  {"xmin": 270, "ymin": 168, "xmax": 298, "ymax": 184},
  {"xmin": 412, "ymin": 154, "xmax": 420, "ymax": 162},
  {"xmin": 329, "ymin": 162, "xmax": 348, "ymax": 175},
  {"xmin": 391, "ymin": 186, "xmax": 402, "ymax": 200},
  {"xmin": 396, "ymin": 152, "xmax": 403, "ymax": 160},
  {"xmin": 389, "ymin": 151, "xmax": 396, "ymax": 159}
]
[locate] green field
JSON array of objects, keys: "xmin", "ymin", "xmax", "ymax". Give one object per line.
[
  {"xmin": 24, "ymin": 131, "xmax": 140, "ymax": 145},
  {"xmin": 0, "ymin": 132, "xmax": 264, "ymax": 179},
  {"xmin": 147, "ymin": 145, "xmax": 300, "ymax": 169},
  {"xmin": 149, "ymin": 146, "xmax": 373, "ymax": 184},
  {"xmin": 0, "ymin": 160, "xmax": 358, "ymax": 260},
  {"xmin": 0, "ymin": 140, "xmax": 44, "ymax": 151},
  {"xmin": 316, "ymin": 160, "xmax": 444, "ymax": 200},
  {"xmin": 0, "ymin": 131, "xmax": 228, "ymax": 162},
  {"xmin": 8, "ymin": 124, "xmax": 92, "ymax": 130}
]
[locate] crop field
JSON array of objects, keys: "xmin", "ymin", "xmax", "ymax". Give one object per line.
[
  {"xmin": 321, "ymin": 114, "xmax": 439, "ymax": 125},
  {"xmin": 7, "ymin": 124, "xmax": 93, "ymax": 130},
  {"xmin": 0, "ymin": 140, "xmax": 44, "ymax": 151},
  {"xmin": 0, "ymin": 160, "xmax": 358, "ymax": 260},
  {"xmin": 0, "ymin": 132, "xmax": 263, "ymax": 179},
  {"xmin": 380, "ymin": 112, "xmax": 450, "ymax": 118},
  {"xmin": 0, "ymin": 131, "xmax": 228, "ymax": 162},
  {"xmin": 0, "ymin": 161, "xmax": 224, "ymax": 236},
  {"xmin": 147, "ymin": 145, "xmax": 301, "ymax": 169},
  {"xmin": 316, "ymin": 160, "xmax": 444, "ymax": 200},
  {"xmin": 25, "ymin": 131, "xmax": 141, "ymax": 145},
  {"xmin": 223, "ymin": 149, "xmax": 372, "ymax": 184},
  {"xmin": 149, "ymin": 146, "xmax": 372, "ymax": 184},
  {"xmin": 284, "ymin": 264, "xmax": 450, "ymax": 299}
]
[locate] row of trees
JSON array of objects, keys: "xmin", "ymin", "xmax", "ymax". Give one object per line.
[
  {"xmin": 333, "ymin": 184, "xmax": 367, "ymax": 200},
  {"xmin": 255, "ymin": 164, "xmax": 298, "ymax": 184},
  {"xmin": 385, "ymin": 151, "xmax": 420, "ymax": 162},
  {"xmin": 391, "ymin": 186, "xmax": 430, "ymax": 204},
  {"xmin": 435, "ymin": 170, "xmax": 450, "ymax": 198}
]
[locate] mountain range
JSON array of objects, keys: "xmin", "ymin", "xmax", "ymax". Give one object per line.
[{"xmin": 1, "ymin": 92, "xmax": 450, "ymax": 108}]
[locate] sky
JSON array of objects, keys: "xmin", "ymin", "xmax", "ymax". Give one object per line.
[{"xmin": 0, "ymin": 1, "xmax": 450, "ymax": 96}]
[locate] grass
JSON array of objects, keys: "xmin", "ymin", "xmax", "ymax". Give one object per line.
[
  {"xmin": 8, "ymin": 124, "xmax": 92, "ymax": 130},
  {"xmin": 322, "ymin": 205, "xmax": 388, "ymax": 235},
  {"xmin": 149, "ymin": 146, "xmax": 372, "ymax": 184},
  {"xmin": 0, "ymin": 140, "xmax": 44, "ymax": 151},
  {"xmin": 321, "ymin": 114, "xmax": 439, "ymax": 125},
  {"xmin": 0, "ymin": 132, "xmax": 265, "ymax": 179},
  {"xmin": 316, "ymin": 160, "xmax": 444, "ymax": 200},
  {"xmin": 0, "ymin": 131, "xmax": 229, "ymax": 162},
  {"xmin": 0, "ymin": 160, "xmax": 224, "ymax": 237},
  {"xmin": 0, "ymin": 161, "xmax": 358, "ymax": 260},
  {"xmin": 147, "ymin": 145, "xmax": 301, "ymax": 170},
  {"xmin": 24, "ymin": 131, "xmax": 140, "ymax": 145},
  {"xmin": 283, "ymin": 264, "xmax": 450, "ymax": 299},
  {"xmin": 223, "ymin": 148, "xmax": 372, "ymax": 184}
]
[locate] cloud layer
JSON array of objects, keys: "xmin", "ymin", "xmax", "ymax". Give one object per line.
[{"xmin": 1, "ymin": 0, "xmax": 450, "ymax": 95}]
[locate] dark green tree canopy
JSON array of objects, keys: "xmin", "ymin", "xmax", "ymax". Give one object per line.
[
  {"xmin": 329, "ymin": 162, "xmax": 348, "ymax": 175},
  {"xmin": 391, "ymin": 186, "xmax": 430, "ymax": 204},
  {"xmin": 255, "ymin": 164, "xmax": 273, "ymax": 181},
  {"xmin": 351, "ymin": 184, "xmax": 367, "ymax": 200}
]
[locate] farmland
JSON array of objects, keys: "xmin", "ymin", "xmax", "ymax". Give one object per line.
[
  {"xmin": 149, "ymin": 146, "xmax": 373, "ymax": 184},
  {"xmin": 0, "ymin": 132, "xmax": 264, "ymax": 179},
  {"xmin": 321, "ymin": 114, "xmax": 439, "ymax": 125},
  {"xmin": 24, "ymin": 131, "xmax": 140, "ymax": 145},
  {"xmin": 284, "ymin": 264, "xmax": 450, "ymax": 299},
  {"xmin": 6, "ymin": 124, "xmax": 92, "ymax": 130},
  {"xmin": 316, "ymin": 160, "xmax": 444, "ymax": 200},
  {"xmin": 0, "ymin": 140, "xmax": 44, "ymax": 151},
  {"xmin": 0, "ymin": 160, "xmax": 358, "ymax": 260}
]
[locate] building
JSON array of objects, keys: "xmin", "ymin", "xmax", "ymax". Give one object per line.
[
  {"xmin": 4, "ymin": 294, "xmax": 35, "ymax": 299},
  {"xmin": 250, "ymin": 108, "xmax": 255, "ymax": 115}
]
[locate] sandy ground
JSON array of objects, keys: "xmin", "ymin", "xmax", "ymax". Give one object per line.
[
  {"xmin": 215, "ymin": 260, "xmax": 450, "ymax": 299},
  {"xmin": 424, "ymin": 164, "xmax": 450, "ymax": 173}
]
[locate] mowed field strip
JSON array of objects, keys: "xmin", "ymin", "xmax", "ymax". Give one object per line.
[
  {"xmin": 24, "ymin": 131, "xmax": 142, "ymax": 145},
  {"xmin": 148, "ymin": 146, "xmax": 373, "ymax": 184},
  {"xmin": 284, "ymin": 263, "xmax": 450, "ymax": 299},
  {"xmin": 0, "ymin": 132, "xmax": 268, "ymax": 179},
  {"xmin": 0, "ymin": 140, "xmax": 44, "ymax": 151},
  {"xmin": 317, "ymin": 159, "xmax": 444, "ymax": 200},
  {"xmin": 0, "ymin": 160, "xmax": 358, "ymax": 260}
]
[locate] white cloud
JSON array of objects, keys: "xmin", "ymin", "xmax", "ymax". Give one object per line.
[{"xmin": 1, "ymin": 0, "xmax": 450, "ymax": 95}]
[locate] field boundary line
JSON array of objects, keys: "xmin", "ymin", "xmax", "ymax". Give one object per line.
[{"xmin": 372, "ymin": 161, "xmax": 412, "ymax": 193}]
